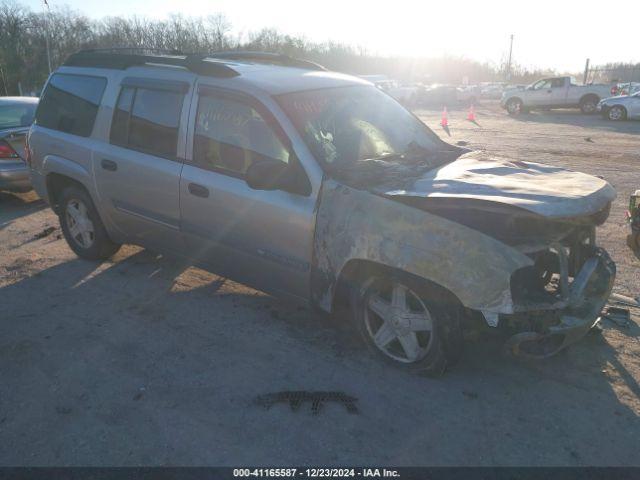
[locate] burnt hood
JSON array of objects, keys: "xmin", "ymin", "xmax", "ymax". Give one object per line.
[{"xmin": 378, "ymin": 151, "xmax": 616, "ymax": 219}]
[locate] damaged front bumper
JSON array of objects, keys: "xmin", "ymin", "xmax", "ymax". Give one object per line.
[{"xmin": 503, "ymin": 247, "xmax": 616, "ymax": 359}]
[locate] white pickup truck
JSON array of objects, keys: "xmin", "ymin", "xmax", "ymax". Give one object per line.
[{"xmin": 501, "ymin": 76, "xmax": 613, "ymax": 115}]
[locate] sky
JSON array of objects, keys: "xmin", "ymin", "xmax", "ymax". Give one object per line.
[{"xmin": 22, "ymin": 0, "xmax": 639, "ymax": 72}]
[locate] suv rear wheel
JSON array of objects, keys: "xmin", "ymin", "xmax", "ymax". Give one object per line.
[
  {"xmin": 58, "ymin": 186, "xmax": 121, "ymax": 260},
  {"xmin": 351, "ymin": 273, "xmax": 463, "ymax": 375}
]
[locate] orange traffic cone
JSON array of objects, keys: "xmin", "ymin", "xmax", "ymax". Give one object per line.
[
  {"xmin": 467, "ymin": 105, "xmax": 476, "ymax": 122},
  {"xmin": 440, "ymin": 107, "xmax": 449, "ymax": 127}
]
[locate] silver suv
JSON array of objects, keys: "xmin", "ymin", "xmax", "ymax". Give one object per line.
[{"xmin": 28, "ymin": 50, "xmax": 616, "ymax": 374}]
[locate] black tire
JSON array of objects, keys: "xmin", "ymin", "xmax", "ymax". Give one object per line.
[
  {"xmin": 607, "ymin": 105, "xmax": 627, "ymax": 121},
  {"xmin": 58, "ymin": 186, "xmax": 121, "ymax": 260},
  {"xmin": 350, "ymin": 272, "xmax": 463, "ymax": 376},
  {"xmin": 506, "ymin": 98, "xmax": 523, "ymax": 116},
  {"xmin": 580, "ymin": 95, "xmax": 599, "ymax": 114}
]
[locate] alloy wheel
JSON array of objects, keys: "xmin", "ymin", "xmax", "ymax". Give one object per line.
[
  {"xmin": 507, "ymin": 100, "xmax": 521, "ymax": 115},
  {"xmin": 363, "ymin": 280, "xmax": 434, "ymax": 363},
  {"xmin": 65, "ymin": 199, "xmax": 95, "ymax": 248},
  {"xmin": 582, "ymin": 101, "xmax": 596, "ymax": 114},
  {"xmin": 608, "ymin": 106, "xmax": 624, "ymax": 121}
]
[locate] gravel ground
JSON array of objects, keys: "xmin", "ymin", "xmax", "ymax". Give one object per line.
[{"xmin": 0, "ymin": 102, "xmax": 638, "ymax": 466}]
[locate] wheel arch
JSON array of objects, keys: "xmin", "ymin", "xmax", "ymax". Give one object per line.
[
  {"xmin": 580, "ymin": 93, "xmax": 600, "ymax": 105},
  {"xmin": 311, "ymin": 180, "xmax": 532, "ymax": 317},
  {"xmin": 505, "ymin": 96, "xmax": 524, "ymax": 114},
  {"xmin": 331, "ymin": 258, "xmax": 464, "ymax": 314},
  {"xmin": 46, "ymin": 172, "xmax": 92, "ymax": 214},
  {"xmin": 609, "ymin": 104, "xmax": 628, "ymax": 117},
  {"xmin": 42, "ymin": 155, "xmax": 94, "ymax": 212}
]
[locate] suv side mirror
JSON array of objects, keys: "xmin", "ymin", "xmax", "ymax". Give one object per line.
[
  {"xmin": 245, "ymin": 158, "xmax": 311, "ymax": 196},
  {"xmin": 246, "ymin": 158, "xmax": 288, "ymax": 191}
]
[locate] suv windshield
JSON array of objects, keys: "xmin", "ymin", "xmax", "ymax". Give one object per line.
[
  {"xmin": 277, "ymin": 86, "xmax": 456, "ymax": 186},
  {"xmin": 0, "ymin": 102, "xmax": 37, "ymax": 129}
]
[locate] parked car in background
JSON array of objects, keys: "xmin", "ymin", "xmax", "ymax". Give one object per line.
[
  {"xmin": 501, "ymin": 77, "xmax": 613, "ymax": 115},
  {"xmin": 0, "ymin": 96, "xmax": 38, "ymax": 193},
  {"xmin": 360, "ymin": 75, "xmax": 419, "ymax": 105},
  {"xmin": 28, "ymin": 50, "xmax": 616, "ymax": 373},
  {"xmin": 416, "ymin": 84, "xmax": 459, "ymax": 107},
  {"xmin": 598, "ymin": 91, "xmax": 640, "ymax": 120},
  {"xmin": 610, "ymin": 82, "xmax": 640, "ymax": 96},
  {"xmin": 479, "ymin": 82, "xmax": 505, "ymax": 99},
  {"xmin": 456, "ymin": 85, "xmax": 480, "ymax": 105},
  {"xmin": 385, "ymin": 82, "xmax": 420, "ymax": 105}
]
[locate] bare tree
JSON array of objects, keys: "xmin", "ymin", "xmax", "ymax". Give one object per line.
[{"xmin": 4, "ymin": 0, "xmax": 615, "ymax": 95}]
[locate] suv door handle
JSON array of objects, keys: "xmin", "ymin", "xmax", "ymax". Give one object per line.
[
  {"xmin": 101, "ymin": 159, "xmax": 118, "ymax": 171},
  {"xmin": 188, "ymin": 183, "xmax": 209, "ymax": 198}
]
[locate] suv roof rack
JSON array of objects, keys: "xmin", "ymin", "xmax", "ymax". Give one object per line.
[
  {"xmin": 78, "ymin": 47, "xmax": 186, "ymax": 56},
  {"xmin": 63, "ymin": 50, "xmax": 240, "ymax": 78},
  {"xmin": 63, "ymin": 49, "xmax": 327, "ymax": 77},
  {"xmin": 204, "ymin": 51, "xmax": 327, "ymax": 71}
]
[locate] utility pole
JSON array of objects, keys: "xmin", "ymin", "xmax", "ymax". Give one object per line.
[
  {"xmin": 506, "ymin": 34, "xmax": 514, "ymax": 81},
  {"xmin": 42, "ymin": 0, "xmax": 52, "ymax": 74},
  {"xmin": 583, "ymin": 58, "xmax": 590, "ymax": 84},
  {"xmin": 0, "ymin": 66, "xmax": 8, "ymax": 96}
]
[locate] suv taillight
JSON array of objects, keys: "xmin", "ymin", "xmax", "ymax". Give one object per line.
[{"xmin": 0, "ymin": 140, "xmax": 19, "ymax": 160}]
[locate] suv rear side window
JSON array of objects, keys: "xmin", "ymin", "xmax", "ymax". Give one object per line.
[
  {"xmin": 110, "ymin": 86, "xmax": 184, "ymax": 159},
  {"xmin": 36, "ymin": 73, "xmax": 107, "ymax": 137},
  {"xmin": 193, "ymin": 95, "xmax": 289, "ymax": 176}
]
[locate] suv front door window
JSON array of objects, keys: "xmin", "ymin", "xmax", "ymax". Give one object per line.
[{"xmin": 193, "ymin": 95, "xmax": 290, "ymax": 176}]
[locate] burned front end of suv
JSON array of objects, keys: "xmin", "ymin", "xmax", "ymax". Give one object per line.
[
  {"xmin": 313, "ymin": 151, "xmax": 616, "ymax": 359},
  {"xmin": 504, "ymin": 210, "xmax": 615, "ymax": 357},
  {"xmin": 426, "ymin": 197, "xmax": 615, "ymax": 357},
  {"xmin": 379, "ymin": 154, "xmax": 617, "ymax": 358}
]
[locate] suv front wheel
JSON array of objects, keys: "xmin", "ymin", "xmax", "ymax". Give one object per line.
[
  {"xmin": 351, "ymin": 273, "xmax": 463, "ymax": 375},
  {"xmin": 58, "ymin": 186, "xmax": 121, "ymax": 260}
]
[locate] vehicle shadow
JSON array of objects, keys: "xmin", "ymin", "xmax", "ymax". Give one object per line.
[
  {"xmin": 1, "ymin": 249, "xmax": 639, "ymax": 465},
  {"xmin": 0, "ymin": 191, "xmax": 46, "ymax": 230},
  {"xmin": 511, "ymin": 110, "xmax": 640, "ymax": 134}
]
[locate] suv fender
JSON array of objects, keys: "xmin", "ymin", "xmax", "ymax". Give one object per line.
[
  {"xmin": 41, "ymin": 154, "xmax": 93, "ymax": 206},
  {"xmin": 311, "ymin": 180, "xmax": 533, "ymax": 316},
  {"xmin": 41, "ymin": 156, "xmax": 124, "ymax": 243}
]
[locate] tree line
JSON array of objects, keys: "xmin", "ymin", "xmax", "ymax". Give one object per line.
[{"xmin": 0, "ymin": 0, "xmax": 633, "ymax": 96}]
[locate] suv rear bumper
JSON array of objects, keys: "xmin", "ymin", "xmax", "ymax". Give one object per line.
[{"xmin": 0, "ymin": 161, "xmax": 31, "ymax": 192}]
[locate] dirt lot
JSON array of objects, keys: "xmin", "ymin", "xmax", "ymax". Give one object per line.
[{"xmin": 0, "ymin": 102, "xmax": 638, "ymax": 466}]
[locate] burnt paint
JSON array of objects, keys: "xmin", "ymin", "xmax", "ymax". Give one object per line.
[{"xmin": 311, "ymin": 179, "xmax": 533, "ymax": 314}]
